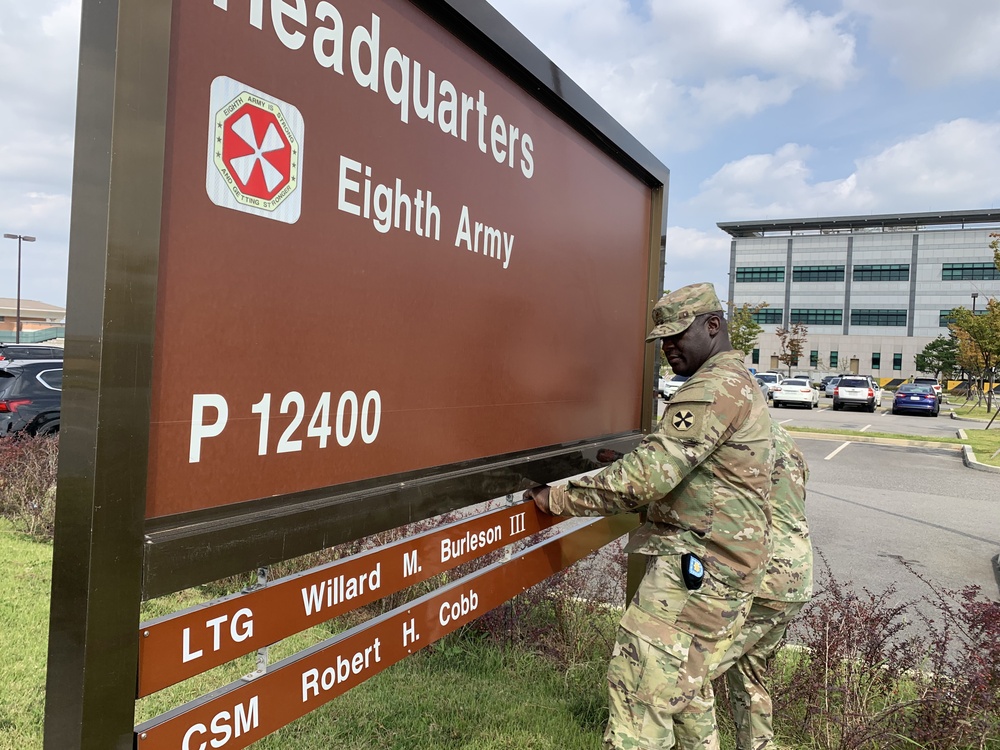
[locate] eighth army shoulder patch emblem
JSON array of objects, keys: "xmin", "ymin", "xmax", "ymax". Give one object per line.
[{"xmin": 671, "ymin": 410, "xmax": 695, "ymax": 431}]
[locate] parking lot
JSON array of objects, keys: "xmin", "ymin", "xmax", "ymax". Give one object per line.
[{"xmin": 768, "ymin": 392, "xmax": 963, "ymax": 439}]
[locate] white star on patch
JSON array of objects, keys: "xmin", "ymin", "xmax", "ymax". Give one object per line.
[{"xmin": 672, "ymin": 410, "xmax": 695, "ymax": 431}]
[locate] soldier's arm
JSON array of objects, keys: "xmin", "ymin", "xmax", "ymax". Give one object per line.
[{"xmin": 547, "ymin": 397, "xmax": 735, "ymax": 516}]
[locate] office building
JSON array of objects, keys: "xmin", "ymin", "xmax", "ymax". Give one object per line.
[{"xmin": 721, "ymin": 209, "xmax": 1000, "ymax": 379}]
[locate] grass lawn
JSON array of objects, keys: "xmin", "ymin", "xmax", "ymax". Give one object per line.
[
  {"xmin": 0, "ymin": 520, "xmax": 616, "ymax": 750},
  {"xmin": 0, "ymin": 522, "xmax": 51, "ymax": 750},
  {"xmin": 964, "ymin": 429, "xmax": 1000, "ymax": 466},
  {"xmin": 947, "ymin": 400, "xmax": 1000, "ymax": 422}
]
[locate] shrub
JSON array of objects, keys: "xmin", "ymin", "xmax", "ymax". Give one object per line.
[
  {"xmin": 0, "ymin": 435, "xmax": 59, "ymax": 540},
  {"xmin": 764, "ymin": 554, "xmax": 1000, "ymax": 749}
]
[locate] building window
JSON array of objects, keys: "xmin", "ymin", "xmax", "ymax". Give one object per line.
[
  {"xmin": 872, "ymin": 352, "xmax": 881, "ymax": 370},
  {"xmin": 851, "ymin": 309, "xmax": 907, "ymax": 327},
  {"xmin": 941, "ymin": 263, "xmax": 1000, "ymax": 281},
  {"xmin": 735, "ymin": 266, "xmax": 785, "ymax": 283},
  {"xmin": 790, "ymin": 309, "xmax": 843, "ymax": 326},
  {"xmin": 940, "ymin": 309, "xmax": 988, "ymax": 326},
  {"xmin": 752, "ymin": 308, "xmax": 784, "ymax": 324},
  {"xmin": 829, "ymin": 351, "xmax": 839, "ymax": 368},
  {"xmin": 793, "ymin": 265, "xmax": 845, "ymax": 282},
  {"xmin": 893, "ymin": 353, "xmax": 902, "ymax": 371},
  {"xmin": 810, "ymin": 350, "xmax": 819, "ymax": 368},
  {"xmin": 751, "ymin": 348, "xmax": 760, "ymax": 365},
  {"xmin": 853, "ymin": 264, "xmax": 909, "ymax": 282}
]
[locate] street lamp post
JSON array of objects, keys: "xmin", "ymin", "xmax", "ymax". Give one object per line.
[
  {"xmin": 3, "ymin": 233, "xmax": 37, "ymax": 344},
  {"xmin": 972, "ymin": 291, "xmax": 979, "ymax": 314}
]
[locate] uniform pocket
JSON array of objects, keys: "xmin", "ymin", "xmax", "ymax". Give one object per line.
[{"xmin": 609, "ymin": 606, "xmax": 696, "ymax": 715}]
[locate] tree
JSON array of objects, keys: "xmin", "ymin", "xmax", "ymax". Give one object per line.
[
  {"xmin": 728, "ymin": 301, "xmax": 767, "ymax": 356},
  {"xmin": 914, "ymin": 335, "xmax": 958, "ymax": 380},
  {"xmin": 949, "ymin": 298, "xmax": 1000, "ymax": 414},
  {"xmin": 775, "ymin": 322, "xmax": 808, "ymax": 376},
  {"xmin": 990, "ymin": 233, "xmax": 1000, "ymax": 273}
]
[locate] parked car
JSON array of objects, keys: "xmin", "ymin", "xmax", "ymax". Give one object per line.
[
  {"xmin": 0, "ymin": 360, "xmax": 63, "ymax": 436},
  {"xmin": 891, "ymin": 383, "xmax": 940, "ymax": 417},
  {"xmin": 755, "ymin": 372, "xmax": 782, "ymax": 400},
  {"xmin": 0, "ymin": 343, "xmax": 63, "ymax": 362},
  {"xmin": 661, "ymin": 374, "xmax": 689, "ymax": 400},
  {"xmin": 911, "ymin": 377, "xmax": 943, "ymax": 400},
  {"xmin": 832, "ymin": 376, "xmax": 877, "ymax": 412},
  {"xmin": 823, "ymin": 377, "xmax": 841, "ymax": 398},
  {"xmin": 771, "ymin": 378, "xmax": 820, "ymax": 409}
]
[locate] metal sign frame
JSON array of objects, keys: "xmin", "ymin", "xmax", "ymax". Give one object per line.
[{"xmin": 44, "ymin": 1, "xmax": 669, "ymax": 748}]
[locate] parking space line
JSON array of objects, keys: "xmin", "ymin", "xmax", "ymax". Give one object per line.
[
  {"xmin": 859, "ymin": 424, "xmax": 871, "ymax": 432},
  {"xmin": 779, "ymin": 418, "xmax": 793, "ymax": 425},
  {"xmin": 824, "ymin": 442, "xmax": 851, "ymax": 461}
]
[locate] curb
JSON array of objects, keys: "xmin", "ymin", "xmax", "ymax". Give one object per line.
[
  {"xmin": 961, "ymin": 444, "xmax": 1000, "ymax": 474},
  {"xmin": 993, "ymin": 553, "xmax": 1000, "ymax": 598},
  {"xmin": 949, "ymin": 411, "xmax": 994, "ymax": 424}
]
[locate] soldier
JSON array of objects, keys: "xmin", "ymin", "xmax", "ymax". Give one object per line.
[
  {"xmin": 524, "ymin": 282, "xmax": 773, "ymax": 749},
  {"xmin": 675, "ymin": 421, "xmax": 813, "ymax": 750}
]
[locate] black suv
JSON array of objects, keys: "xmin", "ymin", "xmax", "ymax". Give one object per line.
[
  {"xmin": 0, "ymin": 360, "xmax": 63, "ymax": 436},
  {"xmin": 0, "ymin": 343, "xmax": 64, "ymax": 362}
]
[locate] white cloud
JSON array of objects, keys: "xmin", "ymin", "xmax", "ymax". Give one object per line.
[
  {"xmin": 485, "ymin": 0, "xmax": 857, "ymax": 150},
  {"xmin": 0, "ymin": 0, "xmax": 79, "ymax": 305},
  {"xmin": 662, "ymin": 225, "xmax": 731, "ymax": 295},
  {"xmin": 691, "ymin": 118, "xmax": 1000, "ymax": 221},
  {"xmin": 845, "ymin": 0, "xmax": 1000, "ymax": 86}
]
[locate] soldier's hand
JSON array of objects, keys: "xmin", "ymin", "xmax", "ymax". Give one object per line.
[
  {"xmin": 596, "ymin": 448, "xmax": 624, "ymax": 463},
  {"xmin": 523, "ymin": 486, "xmax": 553, "ymax": 514}
]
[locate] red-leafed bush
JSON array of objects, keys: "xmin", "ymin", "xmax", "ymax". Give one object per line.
[{"xmin": 0, "ymin": 435, "xmax": 59, "ymax": 539}]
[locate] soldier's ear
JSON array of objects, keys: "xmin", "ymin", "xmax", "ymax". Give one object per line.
[{"xmin": 704, "ymin": 313, "xmax": 723, "ymax": 337}]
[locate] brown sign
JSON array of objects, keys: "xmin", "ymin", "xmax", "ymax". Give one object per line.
[
  {"xmin": 137, "ymin": 500, "xmax": 562, "ymax": 696},
  {"xmin": 145, "ymin": 0, "xmax": 654, "ymax": 518},
  {"xmin": 134, "ymin": 513, "xmax": 637, "ymax": 749}
]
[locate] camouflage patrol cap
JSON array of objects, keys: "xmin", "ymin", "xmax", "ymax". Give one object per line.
[{"xmin": 645, "ymin": 282, "xmax": 723, "ymax": 341}]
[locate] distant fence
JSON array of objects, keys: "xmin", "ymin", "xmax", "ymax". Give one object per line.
[{"xmin": 0, "ymin": 326, "xmax": 65, "ymax": 343}]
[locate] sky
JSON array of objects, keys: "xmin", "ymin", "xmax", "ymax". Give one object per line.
[{"xmin": 3, "ymin": 0, "xmax": 1000, "ymax": 307}]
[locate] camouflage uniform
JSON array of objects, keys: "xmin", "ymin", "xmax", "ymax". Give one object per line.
[
  {"xmin": 675, "ymin": 422, "xmax": 812, "ymax": 750},
  {"xmin": 545, "ymin": 283, "xmax": 774, "ymax": 749}
]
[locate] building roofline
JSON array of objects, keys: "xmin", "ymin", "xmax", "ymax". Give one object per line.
[{"xmin": 717, "ymin": 208, "xmax": 1000, "ymax": 237}]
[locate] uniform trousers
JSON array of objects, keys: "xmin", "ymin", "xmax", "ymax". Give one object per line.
[
  {"xmin": 673, "ymin": 598, "xmax": 806, "ymax": 750},
  {"xmin": 604, "ymin": 553, "xmax": 753, "ymax": 750}
]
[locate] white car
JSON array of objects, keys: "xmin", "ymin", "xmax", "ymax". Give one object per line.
[
  {"xmin": 771, "ymin": 378, "xmax": 820, "ymax": 409},
  {"xmin": 660, "ymin": 374, "xmax": 689, "ymax": 400},
  {"xmin": 754, "ymin": 372, "xmax": 782, "ymax": 400}
]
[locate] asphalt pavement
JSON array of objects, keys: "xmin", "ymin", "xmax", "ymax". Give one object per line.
[{"xmin": 796, "ymin": 437, "xmax": 1000, "ymax": 602}]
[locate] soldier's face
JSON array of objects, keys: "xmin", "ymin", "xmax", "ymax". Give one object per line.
[{"xmin": 661, "ymin": 315, "xmax": 716, "ymax": 376}]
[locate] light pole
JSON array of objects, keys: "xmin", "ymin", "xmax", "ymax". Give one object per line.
[
  {"xmin": 3, "ymin": 233, "xmax": 36, "ymax": 343},
  {"xmin": 972, "ymin": 291, "xmax": 979, "ymax": 313}
]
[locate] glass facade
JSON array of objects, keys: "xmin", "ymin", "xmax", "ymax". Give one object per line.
[
  {"xmin": 851, "ymin": 309, "xmax": 907, "ymax": 327},
  {"xmin": 871, "ymin": 352, "xmax": 881, "ymax": 369},
  {"xmin": 790, "ymin": 309, "xmax": 843, "ymax": 326},
  {"xmin": 829, "ymin": 351, "xmax": 838, "ymax": 368},
  {"xmin": 752, "ymin": 308, "xmax": 784, "ymax": 324},
  {"xmin": 853, "ymin": 264, "xmax": 910, "ymax": 282},
  {"xmin": 893, "ymin": 353, "xmax": 902, "ymax": 371},
  {"xmin": 751, "ymin": 348, "xmax": 760, "ymax": 365},
  {"xmin": 736, "ymin": 266, "xmax": 785, "ymax": 283},
  {"xmin": 941, "ymin": 263, "xmax": 1000, "ymax": 281},
  {"xmin": 810, "ymin": 350, "xmax": 819, "ymax": 367},
  {"xmin": 793, "ymin": 265, "xmax": 845, "ymax": 282}
]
